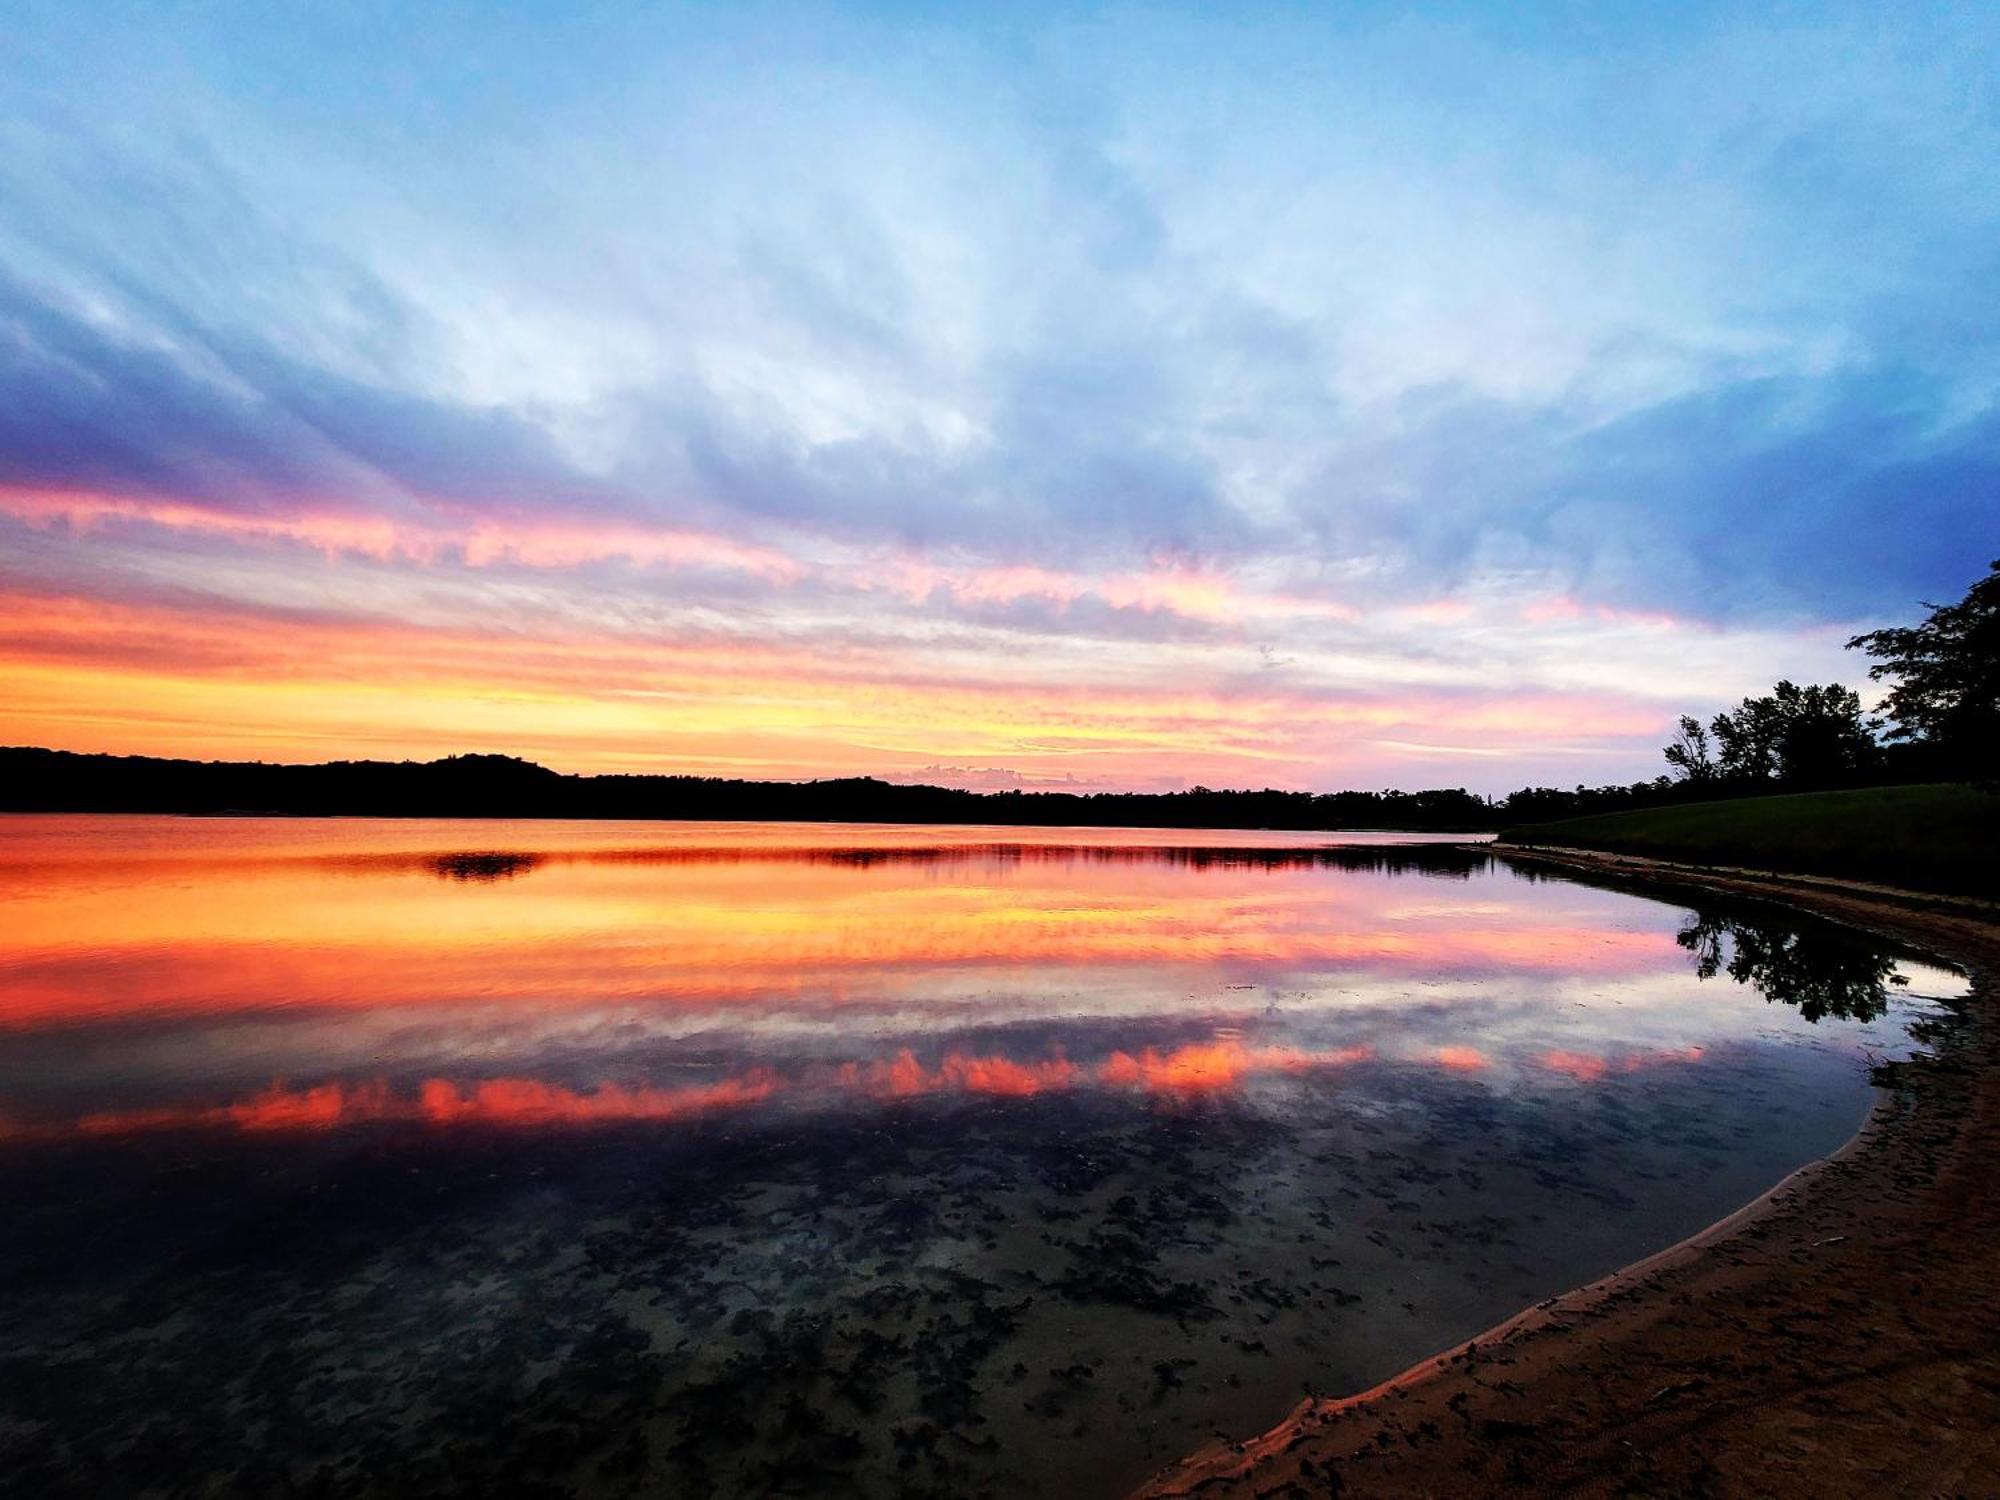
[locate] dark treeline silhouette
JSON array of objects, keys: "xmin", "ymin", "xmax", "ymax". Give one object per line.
[
  {"xmin": 1636, "ymin": 557, "xmax": 2000, "ymax": 805},
  {"xmin": 0, "ymin": 743, "xmax": 1812, "ymax": 828},
  {"xmin": 1847, "ymin": 556, "xmax": 1999, "ymax": 781},
  {"xmin": 1493, "ymin": 778, "xmax": 1692, "ymax": 824},
  {"xmin": 1662, "ymin": 680, "xmax": 1878, "ymax": 790},
  {"xmin": 0, "ymin": 746, "xmax": 1502, "ymax": 830},
  {"xmin": 0, "ymin": 740, "xmax": 1942, "ymax": 832}
]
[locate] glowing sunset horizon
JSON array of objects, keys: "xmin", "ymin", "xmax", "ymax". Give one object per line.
[
  {"xmin": 5, "ymin": 6, "xmax": 1993, "ymax": 792},
  {"xmin": 4, "ymin": 12, "xmax": 1995, "ymax": 1496},
  {"xmin": 0, "ymin": 502, "xmax": 1848, "ymax": 793}
]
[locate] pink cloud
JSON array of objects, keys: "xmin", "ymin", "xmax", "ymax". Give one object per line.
[{"xmin": 0, "ymin": 488, "xmax": 805, "ymax": 581}]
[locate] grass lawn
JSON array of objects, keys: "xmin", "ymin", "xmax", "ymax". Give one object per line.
[{"xmin": 1499, "ymin": 783, "xmax": 1998, "ymax": 899}]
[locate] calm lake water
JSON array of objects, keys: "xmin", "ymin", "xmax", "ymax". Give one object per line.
[{"xmin": 0, "ymin": 816, "xmax": 1965, "ymax": 1498}]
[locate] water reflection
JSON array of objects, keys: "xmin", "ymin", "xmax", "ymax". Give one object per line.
[
  {"xmin": 11, "ymin": 1040, "xmax": 1392, "ymax": 1142},
  {"xmin": 401, "ymin": 842, "xmax": 1492, "ymax": 875},
  {"xmin": 424, "ymin": 850, "xmax": 544, "ymax": 881},
  {"xmin": 0, "ymin": 837, "xmax": 1670, "ymax": 1033},
  {"xmin": 1676, "ymin": 912, "xmax": 1901, "ymax": 1022},
  {"xmin": 0, "ymin": 816, "xmax": 1963, "ymax": 1499}
]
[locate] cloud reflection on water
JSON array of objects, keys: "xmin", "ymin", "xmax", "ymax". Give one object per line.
[
  {"xmin": 0, "ymin": 1036, "xmax": 1742, "ymax": 1145},
  {"xmin": 0, "ymin": 817, "xmax": 1961, "ymax": 1149},
  {"xmin": 0, "ymin": 816, "xmax": 1967, "ymax": 1499},
  {"xmin": 0, "ymin": 827, "xmax": 1666, "ymax": 1031}
]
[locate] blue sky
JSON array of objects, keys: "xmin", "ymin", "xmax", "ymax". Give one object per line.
[{"xmin": 0, "ymin": 2, "xmax": 1993, "ymax": 788}]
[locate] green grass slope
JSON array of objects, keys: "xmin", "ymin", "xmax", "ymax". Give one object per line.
[{"xmin": 1499, "ymin": 783, "xmax": 1998, "ymax": 898}]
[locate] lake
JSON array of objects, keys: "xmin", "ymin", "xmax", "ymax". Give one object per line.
[{"xmin": 0, "ymin": 816, "xmax": 1965, "ymax": 1497}]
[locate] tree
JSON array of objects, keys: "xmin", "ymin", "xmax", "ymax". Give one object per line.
[
  {"xmin": 1767, "ymin": 681, "xmax": 1877, "ymax": 787},
  {"xmin": 1662, "ymin": 715, "xmax": 1715, "ymax": 783},
  {"xmin": 1704, "ymin": 680, "xmax": 1877, "ymax": 788},
  {"xmin": 1847, "ymin": 559, "xmax": 2000, "ymax": 775}
]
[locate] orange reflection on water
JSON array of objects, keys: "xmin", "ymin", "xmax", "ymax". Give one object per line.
[
  {"xmin": 0, "ymin": 1033, "xmax": 1722, "ymax": 1144},
  {"xmin": 849, "ymin": 1049, "xmax": 1083, "ymax": 1098},
  {"xmin": 76, "ymin": 1080, "xmax": 385, "ymax": 1136},
  {"xmin": 60, "ymin": 1074, "xmax": 779, "ymax": 1140},
  {"xmin": 16, "ymin": 1039, "xmax": 1392, "ymax": 1141},
  {"xmin": 0, "ymin": 819, "xmax": 1675, "ymax": 1030},
  {"xmin": 0, "ymin": 919, "xmax": 1679, "ymax": 1029},
  {"xmin": 1537, "ymin": 1045, "xmax": 1706, "ymax": 1081},
  {"xmin": 1098, "ymin": 1040, "xmax": 1375, "ymax": 1093},
  {"xmin": 417, "ymin": 1074, "xmax": 781, "ymax": 1126}
]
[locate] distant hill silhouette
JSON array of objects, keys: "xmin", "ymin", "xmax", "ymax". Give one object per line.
[{"xmin": 0, "ymin": 747, "xmax": 1501, "ymax": 831}]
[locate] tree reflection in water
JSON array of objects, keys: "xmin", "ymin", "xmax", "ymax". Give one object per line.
[{"xmin": 1676, "ymin": 912, "xmax": 1902, "ymax": 1023}]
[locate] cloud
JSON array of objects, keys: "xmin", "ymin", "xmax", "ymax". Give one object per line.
[
  {"xmin": 882, "ymin": 764, "xmax": 1121, "ymax": 792},
  {"xmin": 0, "ymin": 266, "xmax": 621, "ymax": 518},
  {"xmin": 0, "ymin": 1, "xmax": 1994, "ymax": 785}
]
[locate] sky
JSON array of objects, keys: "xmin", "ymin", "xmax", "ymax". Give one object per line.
[{"xmin": 1, "ymin": 1, "xmax": 1994, "ymax": 793}]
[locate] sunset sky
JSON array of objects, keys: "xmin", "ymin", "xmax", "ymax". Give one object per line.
[{"xmin": 2, "ymin": 2, "xmax": 1994, "ymax": 792}]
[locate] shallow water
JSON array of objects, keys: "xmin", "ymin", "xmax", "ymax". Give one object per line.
[{"xmin": 0, "ymin": 816, "xmax": 1965, "ymax": 1497}]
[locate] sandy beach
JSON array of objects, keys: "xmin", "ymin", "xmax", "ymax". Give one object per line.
[{"xmin": 1141, "ymin": 848, "xmax": 2000, "ymax": 1498}]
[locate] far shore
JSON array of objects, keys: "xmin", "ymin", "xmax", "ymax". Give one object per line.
[{"xmin": 1140, "ymin": 847, "xmax": 2000, "ymax": 1498}]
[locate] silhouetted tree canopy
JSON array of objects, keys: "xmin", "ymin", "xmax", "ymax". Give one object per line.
[
  {"xmin": 1494, "ymin": 778, "xmax": 1680, "ymax": 824},
  {"xmin": 1662, "ymin": 681, "xmax": 1876, "ymax": 790},
  {"xmin": 1847, "ymin": 558, "xmax": 2000, "ymax": 775},
  {"xmin": 1717, "ymin": 681, "xmax": 1876, "ymax": 786},
  {"xmin": 1662, "ymin": 715, "xmax": 1715, "ymax": 784}
]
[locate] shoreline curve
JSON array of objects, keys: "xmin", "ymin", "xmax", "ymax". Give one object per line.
[{"xmin": 1136, "ymin": 846, "xmax": 2000, "ymax": 1498}]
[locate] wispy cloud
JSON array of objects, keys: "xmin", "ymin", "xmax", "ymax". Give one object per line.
[{"xmin": 0, "ymin": 1, "xmax": 1992, "ymax": 785}]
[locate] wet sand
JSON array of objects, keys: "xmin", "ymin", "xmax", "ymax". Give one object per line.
[{"xmin": 1140, "ymin": 847, "xmax": 2000, "ymax": 1498}]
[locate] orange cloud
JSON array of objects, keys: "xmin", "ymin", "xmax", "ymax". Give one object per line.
[{"xmin": 0, "ymin": 582, "xmax": 1667, "ymax": 786}]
